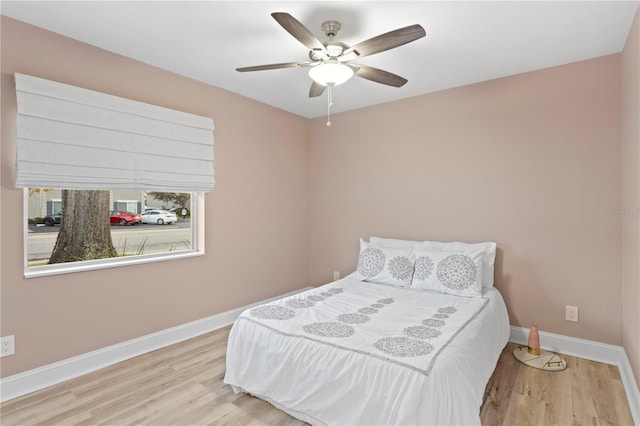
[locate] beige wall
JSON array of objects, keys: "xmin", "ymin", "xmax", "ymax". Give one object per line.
[
  {"xmin": 0, "ymin": 17, "xmax": 310, "ymax": 377},
  {"xmin": 309, "ymin": 54, "xmax": 623, "ymax": 345},
  {"xmin": 622, "ymin": 8, "xmax": 640, "ymax": 386},
  {"xmin": 1, "ymin": 14, "xmax": 636, "ymax": 384}
]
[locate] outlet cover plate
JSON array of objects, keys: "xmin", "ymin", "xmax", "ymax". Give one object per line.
[
  {"xmin": 1, "ymin": 335, "xmax": 15, "ymax": 357},
  {"xmin": 565, "ymin": 305, "xmax": 579, "ymax": 322}
]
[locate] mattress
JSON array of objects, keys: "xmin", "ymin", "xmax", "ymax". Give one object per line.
[{"xmin": 224, "ymin": 275, "xmax": 510, "ymax": 425}]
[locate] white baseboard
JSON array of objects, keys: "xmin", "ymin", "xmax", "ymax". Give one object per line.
[
  {"xmin": 0, "ymin": 287, "xmax": 312, "ymax": 403},
  {"xmin": 511, "ymin": 326, "xmax": 640, "ymax": 426}
]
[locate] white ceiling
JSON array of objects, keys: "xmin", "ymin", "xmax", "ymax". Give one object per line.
[{"xmin": 2, "ymin": 1, "xmax": 639, "ymax": 118}]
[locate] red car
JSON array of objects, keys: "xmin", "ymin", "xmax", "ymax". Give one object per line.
[{"xmin": 109, "ymin": 210, "xmax": 141, "ymax": 226}]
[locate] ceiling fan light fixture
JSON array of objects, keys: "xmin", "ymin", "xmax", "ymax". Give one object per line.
[{"xmin": 308, "ymin": 60, "xmax": 354, "ymax": 86}]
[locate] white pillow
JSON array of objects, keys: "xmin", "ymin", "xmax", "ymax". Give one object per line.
[
  {"xmin": 369, "ymin": 236, "xmax": 421, "ymax": 249},
  {"xmin": 411, "ymin": 246, "xmax": 484, "ymax": 297},
  {"xmin": 355, "ymin": 239, "xmax": 415, "ymax": 288},
  {"xmin": 422, "ymin": 241, "xmax": 496, "ymax": 288}
]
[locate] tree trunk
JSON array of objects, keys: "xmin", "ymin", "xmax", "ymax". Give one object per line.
[{"xmin": 48, "ymin": 190, "xmax": 117, "ymax": 264}]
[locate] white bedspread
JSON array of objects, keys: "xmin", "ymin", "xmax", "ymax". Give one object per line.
[{"xmin": 224, "ymin": 276, "xmax": 510, "ymax": 425}]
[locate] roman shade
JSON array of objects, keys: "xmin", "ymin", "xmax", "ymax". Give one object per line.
[{"xmin": 14, "ymin": 73, "xmax": 215, "ymax": 192}]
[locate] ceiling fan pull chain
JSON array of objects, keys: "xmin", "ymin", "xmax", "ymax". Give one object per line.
[{"xmin": 327, "ymin": 85, "xmax": 333, "ymax": 126}]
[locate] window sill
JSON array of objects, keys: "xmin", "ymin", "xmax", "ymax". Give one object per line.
[{"xmin": 24, "ymin": 250, "xmax": 204, "ymax": 279}]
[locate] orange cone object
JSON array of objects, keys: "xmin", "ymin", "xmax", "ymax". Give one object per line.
[
  {"xmin": 528, "ymin": 323, "xmax": 541, "ymax": 355},
  {"xmin": 514, "ymin": 323, "xmax": 566, "ymax": 371}
]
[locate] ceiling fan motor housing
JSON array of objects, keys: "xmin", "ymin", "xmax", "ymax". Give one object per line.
[{"xmin": 309, "ymin": 41, "xmax": 348, "ymax": 62}]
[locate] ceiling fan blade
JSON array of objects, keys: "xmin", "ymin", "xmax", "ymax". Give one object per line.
[
  {"xmin": 354, "ymin": 64, "xmax": 408, "ymax": 87},
  {"xmin": 272, "ymin": 12, "xmax": 327, "ymax": 54},
  {"xmin": 236, "ymin": 61, "xmax": 313, "ymax": 72},
  {"xmin": 309, "ymin": 81, "xmax": 326, "ymax": 98},
  {"xmin": 342, "ymin": 24, "xmax": 425, "ymax": 59}
]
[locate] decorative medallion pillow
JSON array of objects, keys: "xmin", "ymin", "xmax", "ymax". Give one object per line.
[
  {"xmin": 355, "ymin": 239, "xmax": 415, "ymax": 288},
  {"xmin": 422, "ymin": 241, "xmax": 496, "ymax": 288},
  {"xmin": 411, "ymin": 246, "xmax": 484, "ymax": 297}
]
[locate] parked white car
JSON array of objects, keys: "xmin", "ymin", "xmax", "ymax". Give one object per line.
[{"xmin": 140, "ymin": 209, "xmax": 177, "ymax": 225}]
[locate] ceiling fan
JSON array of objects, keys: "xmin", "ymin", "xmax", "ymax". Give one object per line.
[{"xmin": 236, "ymin": 12, "xmax": 426, "ymax": 99}]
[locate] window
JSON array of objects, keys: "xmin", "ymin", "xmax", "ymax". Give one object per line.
[
  {"xmin": 50, "ymin": 199, "xmax": 62, "ymax": 215},
  {"xmin": 14, "ymin": 73, "xmax": 214, "ymax": 277},
  {"xmin": 115, "ymin": 200, "xmax": 141, "ymax": 213},
  {"xmin": 25, "ymin": 189, "xmax": 203, "ymax": 277}
]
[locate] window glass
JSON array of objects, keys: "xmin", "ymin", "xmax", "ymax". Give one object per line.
[
  {"xmin": 52, "ymin": 200, "xmax": 62, "ymax": 214},
  {"xmin": 116, "ymin": 201, "xmax": 140, "ymax": 213},
  {"xmin": 25, "ymin": 189, "xmax": 201, "ymax": 277}
]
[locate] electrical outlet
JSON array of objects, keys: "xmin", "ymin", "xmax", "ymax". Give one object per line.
[
  {"xmin": 333, "ymin": 271, "xmax": 340, "ymax": 280},
  {"xmin": 1, "ymin": 335, "xmax": 15, "ymax": 357},
  {"xmin": 565, "ymin": 305, "xmax": 579, "ymax": 322}
]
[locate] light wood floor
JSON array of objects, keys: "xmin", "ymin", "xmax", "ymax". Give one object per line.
[{"xmin": 0, "ymin": 326, "xmax": 633, "ymax": 425}]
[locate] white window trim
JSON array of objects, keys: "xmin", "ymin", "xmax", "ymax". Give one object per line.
[{"xmin": 23, "ymin": 191, "xmax": 205, "ymax": 278}]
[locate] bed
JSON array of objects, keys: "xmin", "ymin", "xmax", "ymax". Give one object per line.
[{"xmin": 224, "ymin": 238, "xmax": 510, "ymax": 425}]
